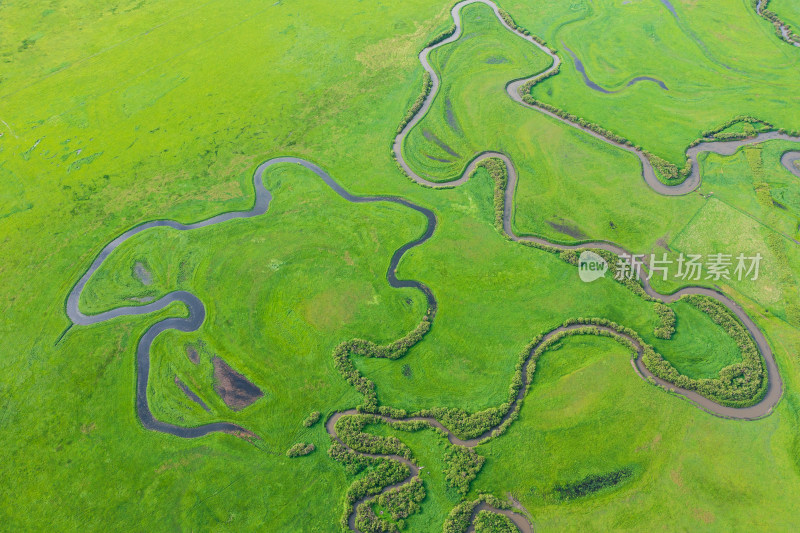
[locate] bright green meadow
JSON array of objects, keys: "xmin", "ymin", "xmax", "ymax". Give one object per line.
[{"xmin": 2, "ymin": 0, "xmax": 800, "ymax": 531}]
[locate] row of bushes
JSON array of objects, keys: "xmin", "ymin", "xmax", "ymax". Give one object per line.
[
  {"xmin": 753, "ymin": 0, "xmax": 800, "ymax": 45},
  {"xmin": 443, "ymin": 445, "xmax": 486, "ymax": 495},
  {"xmin": 653, "ymin": 303, "xmax": 676, "ymax": 339},
  {"xmin": 420, "ymin": 319, "xmax": 644, "ymax": 444},
  {"xmin": 641, "ymin": 294, "xmax": 767, "ymax": 407},
  {"xmin": 511, "ymin": 233, "xmax": 768, "ymax": 406},
  {"xmin": 694, "ymin": 116, "xmax": 773, "ymax": 144},
  {"xmin": 496, "ymin": 7, "xmax": 549, "ymax": 48},
  {"xmin": 518, "ymin": 62, "xmax": 560, "ymax": 96},
  {"xmin": 396, "ymin": 72, "xmax": 432, "ymax": 135},
  {"xmin": 521, "ymin": 95, "xmax": 633, "ymax": 147},
  {"xmin": 519, "ymin": 92, "xmax": 793, "ymax": 184},
  {"xmin": 442, "ymin": 494, "xmax": 512, "ymax": 533},
  {"xmin": 474, "ymin": 157, "xmax": 507, "ymax": 231},
  {"xmin": 332, "ymin": 315, "xmax": 433, "ymax": 412},
  {"xmin": 557, "ymin": 247, "xmax": 654, "ymax": 301},
  {"xmin": 425, "ymin": 24, "xmax": 457, "ymax": 49},
  {"xmin": 286, "ymin": 442, "xmax": 315, "ymax": 458}
]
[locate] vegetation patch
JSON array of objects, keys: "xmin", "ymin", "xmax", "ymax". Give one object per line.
[
  {"xmin": 473, "ymin": 510, "xmax": 517, "ymax": 533},
  {"xmin": 443, "ymin": 445, "xmax": 485, "ymax": 495},
  {"xmin": 286, "ymin": 442, "xmax": 316, "ymax": 458},
  {"xmin": 302, "ymin": 411, "xmax": 321, "ymax": 428},
  {"xmin": 553, "ymin": 467, "xmax": 633, "ymax": 500}
]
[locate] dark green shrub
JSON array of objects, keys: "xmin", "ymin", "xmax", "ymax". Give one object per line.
[{"xmin": 286, "ymin": 442, "xmax": 315, "ymax": 458}]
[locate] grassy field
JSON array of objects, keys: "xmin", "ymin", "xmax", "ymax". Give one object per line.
[
  {"xmin": 3, "ymin": 0, "xmax": 800, "ymax": 531},
  {"xmin": 476, "ymin": 330, "xmax": 800, "ymax": 530},
  {"xmin": 512, "ymin": 0, "xmax": 800, "ymax": 167}
]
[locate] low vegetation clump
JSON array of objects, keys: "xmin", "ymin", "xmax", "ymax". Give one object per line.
[
  {"xmin": 302, "ymin": 411, "xmax": 321, "ymax": 427},
  {"xmin": 443, "ymin": 445, "xmax": 485, "ymax": 495},
  {"xmin": 553, "ymin": 468, "xmax": 633, "ymax": 500},
  {"xmin": 442, "ymin": 494, "xmax": 512, "ymax": 533},
  {"xmin": 472, "ymin": 510, "xmax": 517, "ymax": 533},
  {"xmin": 286, "ymin": 442, "xmax": 315, "ymax": 458},
  {"xmin": 474, "ymin": 157, "xmax": 507, "ymax": 231},
  {"xmin": 376, "ymin": 477, "xmax": 426, "ymax": 521},
  {"xmin": 653, "ymin": 303, "xmax": 676, "ymax": 339}
]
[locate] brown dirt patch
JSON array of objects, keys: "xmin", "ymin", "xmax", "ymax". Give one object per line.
[
  {"xmin": 636, "ymin": 432, "xmax": 661, "ymax": 452},
  {"xmin": 212, "ymin": 356, "xmax": 263, "ymax": 411},
  {"xmin": 693, "ymin": 508, "xmax": 715, "ymax": 524},
  {"xmin": 670, "ymin": 468, "xmax": 684, "ymax": 488},
  {"xmin": 546, "ymin": 218, "xmax": 588, "ymax": 240},
  {"xmin": 185, "ymin": 343, "xmax": 200, "ymax": 364},
  {"xmin": 80, "ymin": 422, "xmax": 96, "ymax": 435}
]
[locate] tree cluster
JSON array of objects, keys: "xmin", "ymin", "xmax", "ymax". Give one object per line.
[
  {"xmin": 442, "ymin": 494, "xmax": 512, "ymax": 533},
  {"xmin": 355, "ymin": 504, "xmax": 399, "ymax": 533},
  {"xmin": 328, "ymin": 441, "xmax": 374, "ymax": 475},
  {"xmin": 286, "ymin": 442, "xmax": 315, "ymax": 458},
  {"xmin": 302, "ymin": 410, "xmax": 321, "ymax": 428},
  {"xmin": 443, "ymin": 445, "xmax": 486, "ymax": 495},
  {"xmin": 377, "ymin": 477, "xmax": 426, "ymax": 521},
  {"xmin": 653, "ymin": 303, "xmax": 676, "ymax": 339},
  {"xmin": 472, "ymin": 510, "xmax": 517, "ymax": 533},
  {"xmin": 553, "ymin": 467, "xmax": 632, "ymax": 500},
  {"xmin": 335, "ymin": 414, "xmax": 414, "ymax": 459},
  {"xmin": 339, "ymin": 459, "xmax": 410, "ymax": 530}
]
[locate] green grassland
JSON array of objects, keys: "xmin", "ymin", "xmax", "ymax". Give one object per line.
[
  {"xmin": 514, "ymin": 0, "xmax": 800, "ymax": 167},
  {"xmin": 476, "ymin": 332, "xmax": 800, "ymax": 530},
  {"xmin": 2, "ymin": 0, "xmax": 800, "ymax": 531}
]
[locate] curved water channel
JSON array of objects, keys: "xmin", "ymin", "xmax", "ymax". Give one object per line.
[
  {"xmin": 562, "ymin": 42, "xmax": 669, "ymax": 94},
  {"xmin": 67, "ymin": 0, "xmax": 800, "ymax": 530}
]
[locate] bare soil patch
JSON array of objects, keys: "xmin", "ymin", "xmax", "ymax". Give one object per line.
[
  {"xmin": 185, "ymin": 343, "xmax": 200, "ymax": 364},
  {"xmin": 133, "ymin": 261, "xmax": 152, "ymax": 285},
  {"xmin": 212, "ymin": 356, "xmax": 263, "ymax": 411}
]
